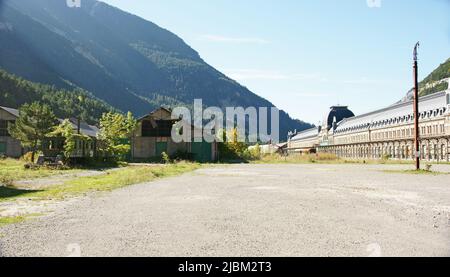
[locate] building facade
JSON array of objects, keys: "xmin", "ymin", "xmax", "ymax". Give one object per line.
[
  {"xmin": 288, "ymin": 89, "xmax": 450, "ymax": 161},
  {"xmin": 43, "ymin": 119, "xmax": 100, "ymax": 159},
  {"xmin": 0, "ymin": 106, "xmax": 23, "ymax": 157},
  {"xmin": 0, "ymin": 106, "xmax": 99, "ymax": 159},
  {"xmin": 132, "ymin": 108, "xmax": 218, "ymax": 162}
]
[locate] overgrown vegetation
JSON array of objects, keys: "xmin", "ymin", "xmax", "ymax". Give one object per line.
[
  {"xmin": 8, "ymin": 102, "xmax": 57, "ymax": 162},
  {"xmin": 0, "ymin": 215, "xmax": 27, "ymax": 227},
  {"xmin": 383, "ymin": 169, "xmax": 447, "ymax": 175},
  {"xmin": 49, "ymin": 119, "xmax": 90, "ymax": 160},
  {"xmin": 0, "ymin": 158, "xmax": 79, "ymax": 185},
  {"xmin": 7, "ymin": 101, "xmax": 138, "ymax": 163},
  {"xmin": 253, "ymin": 153, "xmax": 342, "ymax": 164},
  {"xmin": 217, "ymin": 129, "xmax": 264, "ymax": 162},
  {"xmin": 0, "ymin": 163, "xmax": 200, "ymax": 201},
  {"xmin": 97, "ymin": 112, "xmax": 137, "ymax": 160}
]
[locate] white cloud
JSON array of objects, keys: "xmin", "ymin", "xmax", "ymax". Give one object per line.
[{"xmin": 200, "ymin": 35, "xmax": 270, "ymax": 44}]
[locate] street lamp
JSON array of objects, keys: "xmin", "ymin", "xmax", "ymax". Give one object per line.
[{"xmin": 413, "ymin": 42, "xmax": 420, "ymax": 170}]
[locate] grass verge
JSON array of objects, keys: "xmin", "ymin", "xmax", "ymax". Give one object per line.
[
  {"xmin": 0, "ymin": 213, "xmax": 43, "ymax": 227},
  {"xmin": 382, "ymin": 169, "xmax": 448, "ymax": 175},
  {"xmin": 0, "ymin": 158, "xmax": 81, "ymax": 185},
  {"xmin": 250, "ymin": 153, "xmax": 450, "ymax": 165},
  {"xmin": 0, "ymin": 162, "xmax": 201, "ymax": 202}
]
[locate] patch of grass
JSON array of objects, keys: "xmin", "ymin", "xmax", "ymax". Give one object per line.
[
  {"xmin": 0, "ymin": 216, "xmax": 26, "ymax": 227},
  {"xmin": 0, "ymin": 213, "xmax": 43, "ymax": 227},
  {"xmin": 253, "ymin": 153, "xmax": 345, "ymax": 164},
  {"xmin": 0, "ymin": 158, "xmax": 80, "ymax": 183},
  {"xmin": 250, "ymin": 153, "xmax": 448, "ymax": 165},
  {"xmin": 1, "ymin": 162, "xmax": 201, "ymax": 201},
  {"xmin": 383, "ymin": 169, "xmax": 448, "ymax": 175}
]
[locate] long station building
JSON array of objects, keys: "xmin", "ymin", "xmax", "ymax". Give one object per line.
[{"xmin": 287, "ymin": 87, "xmax": 450, "ymax": 161}]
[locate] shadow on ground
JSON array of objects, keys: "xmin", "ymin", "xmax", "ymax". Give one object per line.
[{"xmin": 0, "ymin": 186, "xmax": 42, "ymax": 199}]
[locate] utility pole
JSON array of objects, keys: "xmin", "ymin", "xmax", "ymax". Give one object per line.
[{"xmin": 413, "ymin": 42, "xmax": 420, "ymax": 170}]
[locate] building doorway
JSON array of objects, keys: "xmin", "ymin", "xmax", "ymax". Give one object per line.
[{"xmin": 0, "ymin": 142, "xmax": 6, "ymax": 155}]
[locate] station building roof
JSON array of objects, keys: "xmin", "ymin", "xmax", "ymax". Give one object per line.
[
  {"xmin": 290, "ymin": 127, "xmax": 319, "ymax": 141},
  {"xmin": 334, "ymin": 91, "xmax": 448, "ymax": 135}
]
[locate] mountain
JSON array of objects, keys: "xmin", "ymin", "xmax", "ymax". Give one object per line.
[
  {"xmin": 418, "ymin": 58, "xmax": 450, "ymax": 96},
  {"xmin": 0, "ymin": 0, "xmax": 312, "ymax": 139},
  {"xmin": 401, "ymin": 57, "xmax": 450, "ymax": 102},
  {"xmin": 0, "ymin": 69, "xmax": 115, "ymax": 124}
]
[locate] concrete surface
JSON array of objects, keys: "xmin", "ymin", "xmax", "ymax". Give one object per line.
[{"xmin": 0, "ymin": 163, "xmax": 449, "ymax": 257}]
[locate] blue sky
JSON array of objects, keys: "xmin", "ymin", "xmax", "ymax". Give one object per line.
[{"xmin": 101, "ymin": 0, "xmax": 449, "ymax": 124}]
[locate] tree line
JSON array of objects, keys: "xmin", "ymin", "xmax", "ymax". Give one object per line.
[
  {"xmin": 0, "ymin": 70, "xmax": 115, "ymax": 125},
  {"xmin": 8, "ymin": 102, "xmax": 136, "ymax": 163}
]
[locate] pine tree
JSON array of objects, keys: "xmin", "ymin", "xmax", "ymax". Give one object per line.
[{"xmin": 9, "ymin": 102, "xmax": 57, "ymax": 162}]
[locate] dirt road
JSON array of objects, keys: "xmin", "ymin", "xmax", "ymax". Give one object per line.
[{"xmin": 1, "ymin": 164, "xmax": 449, "ymax": 257}]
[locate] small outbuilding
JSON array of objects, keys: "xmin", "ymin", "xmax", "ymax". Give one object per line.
[{"xmin": 131, "ymin": 107, "xmax": 218, "ymax": 162}]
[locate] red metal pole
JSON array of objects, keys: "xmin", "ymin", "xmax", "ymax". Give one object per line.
[{"xmin": 413, "ymin": 42, "xmax": 420, "ymax": 170}]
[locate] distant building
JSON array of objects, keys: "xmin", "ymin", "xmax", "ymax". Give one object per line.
[
  {"xmin": 131, "ymin": 108, "xmax": 218, "ymax": 162},
  {"xmin": 43, "ymin": 119, "xmax": 100, "ymax": 159},
  {"xmin": 0, "ymin": 106, "xmax": 99, "ymax": 159},
  {"xmin": 249, "ymin": 142, "xmax": 287, "ymax": 155},
  {"xmin": 288, "ymin": 89, "xmax": 450, "ymax": 161},
  {"xmin": 0, "ymin": 106, "xmax": 23, "ymax": 157}
]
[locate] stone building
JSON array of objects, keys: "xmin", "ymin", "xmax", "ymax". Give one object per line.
[
  {"xmin": 0, "ymin": 106, "xmax": 22, "ymax": 157},
  {"xmin": 131, "ymin": 107, "xmax": 218, "ymax": 162},
  {"xmin": 287, "ymin": 106, "xmax": 355, "ymax": 154},
  {"xmin": 288, "ymin": 89, "xmax": 450, "ymax": 161}
]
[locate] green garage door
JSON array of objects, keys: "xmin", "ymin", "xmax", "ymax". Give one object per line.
[
  {"xmin": 156, "ymin": 142, "xmax": 168, "ymax": 157},
  {"xmin": 191, "ymin": 141, "xmax": 212, "ymax": 163},
  {"xmin": 0, "ymin": 142, "xmax": 6, "ymax": 155}
]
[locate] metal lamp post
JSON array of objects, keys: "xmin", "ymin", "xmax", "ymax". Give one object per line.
[{"xmin": 413, "ymin": 42, "xmax": 420, "ymax": 170}]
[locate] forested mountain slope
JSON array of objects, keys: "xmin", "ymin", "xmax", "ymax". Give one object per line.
[{"xmin": 0, "ymin": 0, "xmax": 312, "ymax": 138}]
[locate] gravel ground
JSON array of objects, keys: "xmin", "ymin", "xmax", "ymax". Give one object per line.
[{"xmin": 0, "ymin": 163, "xmax": 449, "ymax": 257}]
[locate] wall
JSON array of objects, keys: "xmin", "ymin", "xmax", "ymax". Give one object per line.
[{"xmin": 0, "ymin": 109, "xmax": 22, "ymax": 158}]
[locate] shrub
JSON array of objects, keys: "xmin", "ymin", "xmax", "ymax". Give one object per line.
[
  {"xmin": 24, "ymin": 163, "xmax": 40, "ymax": 170},
  {"xmin": 0, "ymin": 175, "xmax": 13, "ymax": 186},
  {"xmin": 382, "ymin": 154, "xmax": 391, "ymax": 161},
  {"xmin": 21, "ymin": 151, "xmax": 42, "ymax": 163},
  {"xmin": 161, "ymin": 152, "xmax": 171, "ymax": 164},
  {"xmin": 171, "ymin": 150, "xmax": 195, "ymax": 162}
]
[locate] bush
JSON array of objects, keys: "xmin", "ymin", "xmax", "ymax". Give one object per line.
[
  {"xmin": 24, "ymin": 163, "xmax": 40, "ymax": 170},
  {"xmin": 21, "ymin": 151, "xmax": 42, "ymax": 163},
  {"xmin": 382, "ymin": 154, "xmax": 391, "ymax": 161},
  {"xmin": 171, "ymin": 150, "xmax": 195, "ymax": 162},
  {"xmin": 161, "ymin": 152, "xmax": 171, "ymax": 164},
  {"xmin": 313, "ymin": 153, "xmax": 338, "ymax": 161}
]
